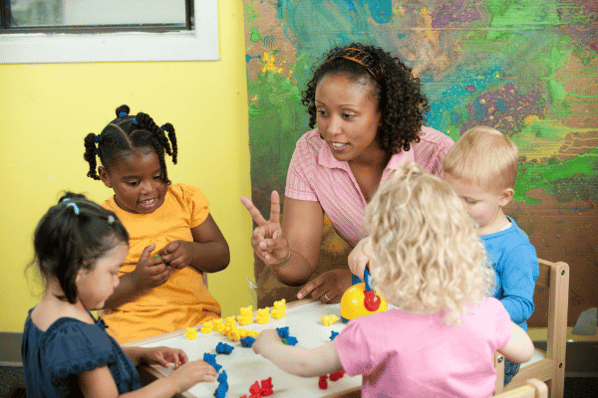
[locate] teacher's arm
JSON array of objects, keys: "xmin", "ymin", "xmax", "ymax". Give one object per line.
[{"xmin": 277, "ymin": 197, "xmax": 324, "ymax": 285}]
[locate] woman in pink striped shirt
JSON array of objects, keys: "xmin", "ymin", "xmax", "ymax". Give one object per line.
[{"xmin": 241, "ymin": 43, "xmax": 454, "ymax": 303}]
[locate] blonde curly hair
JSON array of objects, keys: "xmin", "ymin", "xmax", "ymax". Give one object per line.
[{"xmin": 364, "ymin": 162, "xmax": 495, "ymax": 325}]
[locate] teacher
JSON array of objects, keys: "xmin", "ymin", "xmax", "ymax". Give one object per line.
[{"xmin": 242, "ymin": 43, "xmax": 454, "ymax": 303}]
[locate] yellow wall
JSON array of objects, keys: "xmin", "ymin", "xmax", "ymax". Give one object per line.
[{"xmin": 0, "ymin": 1, "xmax": 254, "ymax": 332}]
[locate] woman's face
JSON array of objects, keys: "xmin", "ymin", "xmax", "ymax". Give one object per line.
[{"xmin": 315, "ymin": 73, "xmax": 383, "ymax": 164}]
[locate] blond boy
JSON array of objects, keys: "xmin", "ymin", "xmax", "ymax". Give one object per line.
[{"xmin": 443, "ymin": 126, "xmax": 539, "ymax": 384}]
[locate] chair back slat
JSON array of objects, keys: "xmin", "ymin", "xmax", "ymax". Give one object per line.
[{"xmin": 494, "ymin": 258, "xmax": 569, "ymax": 398}]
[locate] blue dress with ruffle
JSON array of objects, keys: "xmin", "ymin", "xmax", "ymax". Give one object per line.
[{"xmin": 21, "ymin": 308, "xmax": 141, "ymax": 397}]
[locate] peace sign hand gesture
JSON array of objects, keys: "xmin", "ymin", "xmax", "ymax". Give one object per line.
[{"xmin": 240, "ymin": 191, "xmax": 290, "ymax": 267}]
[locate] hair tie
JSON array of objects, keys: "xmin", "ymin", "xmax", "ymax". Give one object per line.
[
  {"xmin": 118, "ymin": 111, "xmax": 128, "ymax": 118},
  {"xmin": 107, "ymin": 215, "xmax": 115, "ymax": 225},
  {"xmin": 328, "ymin": 47, "xmax": 384, "ymax": 82},
  {"xmin": 65, "ymin": 202, "xmax": 80, "ymax": 215},
  {"xmin": 94, "ymin": 135, "xmax": 103, "ymax": 143},
  {"xmin": 133, "ymin": 118, "xmax": 139, "ymax": 125}
]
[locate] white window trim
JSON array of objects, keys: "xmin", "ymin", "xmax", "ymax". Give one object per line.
[{"xmin": 0, "ymin": 0, "xmax": 218, "ymax": 64}]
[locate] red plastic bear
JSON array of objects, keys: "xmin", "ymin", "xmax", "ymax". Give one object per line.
[
  {"xmin": 318, "ymin": 375, "xmax": 328, "ymax": 389},
  {"xmin": 329, "ymin": 371, "xmax": 345, "ymax": 381}
]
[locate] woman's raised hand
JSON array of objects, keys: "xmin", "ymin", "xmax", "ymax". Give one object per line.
[{"xmin": 241, "ymin": 191, "xmax": 290, "ymax": 267}]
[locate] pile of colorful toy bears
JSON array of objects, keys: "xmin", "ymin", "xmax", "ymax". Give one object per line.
[{"xmin": 185, "ymin": 298, "xmax": 350, "ymax": 397}]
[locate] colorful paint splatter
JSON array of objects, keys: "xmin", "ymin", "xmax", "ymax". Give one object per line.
[{"xmin": 244, "ymin": 0, "xmax": 598, "ymax": 324}]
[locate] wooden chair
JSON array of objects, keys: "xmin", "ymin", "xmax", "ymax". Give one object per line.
[
  {"xmin": 494, "ymin": 259, "xmax": 569, "ymax": 398},
  {"xmin": 494, "ymin": 378, "xmax": 548, "ymax": 398}
]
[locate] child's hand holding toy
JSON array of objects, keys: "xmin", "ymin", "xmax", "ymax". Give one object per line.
[
  {"xmin": 252, "ymin": 329, "xmax": 281, "ymax": 356},
  {"xmin": 348, "ymin": 237, "xmax": 373, "ymax": 282},
  {"xmin": 158, "ymin": 240, "xmax": 195, "ymax": 270},
  {"xmin": 132, "ymin": 244, "xmax": 171, "ymax": 291}
]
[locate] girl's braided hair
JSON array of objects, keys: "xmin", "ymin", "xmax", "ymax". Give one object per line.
[
  {"xmin": 301, "ymin": 43, "xmax": 429, "ymax": 154},
  {"xmin": 83, "ymin": 105, "xmax": 178, "ymax": 183}
]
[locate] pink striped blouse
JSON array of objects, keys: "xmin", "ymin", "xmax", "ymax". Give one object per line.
[{"xmin": 285, "ymin": 127, "xmax": 454, "ymax": 247}]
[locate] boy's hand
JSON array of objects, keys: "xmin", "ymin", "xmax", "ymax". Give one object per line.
[
  {"xmin": 158, "ymin": 241, "xmax": 194, "ymax": 270},
  {"xmin": 168, "ymin": 360, "xmax": 218, "ymax": 393},
  {"xmin": 141, "ymin": 346, "xmax": 189, "ymax": 369},
  {"xmin": 132, "ymin": 244, "xmax": 170, "ymax": 291},
  {"xmin": 252, "ymin": 329, "xmax": 282, "ymax": 356}
]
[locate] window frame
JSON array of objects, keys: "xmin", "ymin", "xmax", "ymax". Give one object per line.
[{"xmin": 0, "ymin": 0, "xmax": 218, "ymax": 64}]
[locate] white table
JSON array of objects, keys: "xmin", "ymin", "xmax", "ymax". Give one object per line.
[{"xmin": 125, "ymin": 299, "xmax": 362, "ymax": 398}]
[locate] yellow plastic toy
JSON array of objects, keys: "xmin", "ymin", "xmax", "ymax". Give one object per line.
[
  {"xmin": 237, "ymin": 315, "xmax": 254, "ymax": 325},
  {"xmin": 273, "ymin": 299, "xmax": 286, "ymax": 310},
  {"xmin": 271, "ymin": 308, "xmax": 286, "ymax": 319},
  {"xmin": 227, "ymin": 329, "xmax": 242, "ymax": 342},
  {"xmin": 256, "ymin": 315, "xmax": 270, "ymax": 324},
  {"xmin": 239, "ymin": 306, "xmax": 253, "ymax": 316},
  {"xmin": 238, "ymin": 328, "xmax": 250, "ymax": 338},
  {"xmin": 255, "ymin": 308, "xmax": 271, "ymax": 323},
  {"xmin": 248, "ymin": 330, "xmax": 260, "ymax": 338},
  {"xmin": 340, "ymin": 269, "xmax": 388, "ymax": 322},
  {"xmin": 185, "ymin": 327, "xmax": 198, "ymax": 340},
  {"xmin": 321, "ymin": 314, "xmax": 340, "ymax": 326}
]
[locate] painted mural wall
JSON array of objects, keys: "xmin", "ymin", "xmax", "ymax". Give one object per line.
[{"xmin": 243, "ymin": 0, "xmax": 597, "ymax": 326}]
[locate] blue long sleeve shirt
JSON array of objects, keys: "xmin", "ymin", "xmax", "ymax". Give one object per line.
[{"xmin": 481, "ymin": 216, "xmax": 539, "ymax": 331}]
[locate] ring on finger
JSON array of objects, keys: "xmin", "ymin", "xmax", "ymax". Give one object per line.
[{"xmin": 324, "ymin": 293, "xmax": 330, "ymax": 301}]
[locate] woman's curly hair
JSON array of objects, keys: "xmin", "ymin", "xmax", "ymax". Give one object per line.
[
  {"xmin": 364, "ymin": 162, "xmax": 495, "ymax": 325},
  {"xmin": 301, "ymin": 43, "xmax": 428, "ymax": 154}
]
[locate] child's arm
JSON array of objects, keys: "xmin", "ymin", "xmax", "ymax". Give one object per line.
[
  {"xmin": 498, "ymin": 322, "xmax": 535, "ymax": 364},
  {"xmin": 104, "ymin": 244, "xmax": 171, "ymax": 310},
  {"xmin": 78, "ymin": 359, "xmax": 217, "ymax": 398},
  {"xmin": 158, "ymin": 214, "xmax": 230, "ymax": 273},
  {"xmin": 252, "ymin": 329, "xmax": 344, "ymax": 377},
  {"xmin": 498, "ymin": 246, "xmax": 538, "ymax": 325}
]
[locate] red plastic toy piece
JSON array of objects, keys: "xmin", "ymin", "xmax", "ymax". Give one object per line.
[
  {"xmin": 318, "ymin": 375, "xmax": 328, "ymax": 389},
  {"xmin": 329, "ymin": 371, "xmax": 345, "ymax": 381},
  {"xmin": 249, "ymin": 381, "xmax": 262, "ymax": 396},
  {"xmin": 363, "ymin": 290, "xmax": 381, "ymax": 311},
  {"xmin": 260, "ymin": 377, "xmax": 273, "ymax": 396}
]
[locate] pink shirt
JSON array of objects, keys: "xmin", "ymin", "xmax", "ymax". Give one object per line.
[
  {"xmin": 285, "ymin": 127, "xmax": 454, "ymax": 246},
  {"xmin": 334, "ymin": 297, "xmax": 512, "ymax": 398}
]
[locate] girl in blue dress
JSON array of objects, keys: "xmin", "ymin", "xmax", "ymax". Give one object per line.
[{"xmin": 21, "ymin": 192, "xmax": 218, "ymax": 397}]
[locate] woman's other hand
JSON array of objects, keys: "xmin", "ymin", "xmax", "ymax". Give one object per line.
[{"xmin": 297, "ymin": 268, "xmax": 353, "ymax": 303}]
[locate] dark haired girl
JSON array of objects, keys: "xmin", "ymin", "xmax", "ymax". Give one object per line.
[
  {"xmin": 242, "ymin": 43, "xmax": 454, "ymax": 303},
  {"xmin": 22, "ymin": 193, "xmax": 217, "ymax": 397},
  {"xmin": 83, "ymin": 105, "xmax": 229, "ymax": 344}
]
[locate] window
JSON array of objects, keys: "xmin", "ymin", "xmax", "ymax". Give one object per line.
[{"xmin": 0, "ymin": 0, "xmax": 218, "ymax": 63}]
